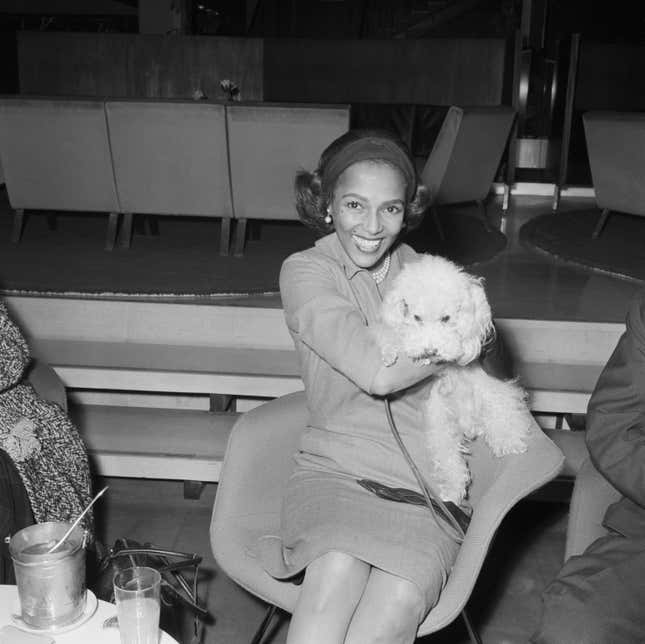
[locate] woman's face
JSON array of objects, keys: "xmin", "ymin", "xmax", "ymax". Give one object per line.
[{"xmin": 330, "ymin": 160, "xmax": 406, "ymax": 270}]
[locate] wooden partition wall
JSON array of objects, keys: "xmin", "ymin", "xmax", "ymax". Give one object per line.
[
  {"xmin": 17, "ymin": 32, "xmax": 264, "ymax": 101},
  {"xmin": 263, "ymin": 37, "xmax": 508, "ymax": 106},
  {"xmin": 17, "ymin": 32, "xmax": 510, "ymax": 108}
]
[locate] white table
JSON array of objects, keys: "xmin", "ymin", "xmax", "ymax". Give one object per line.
[{"xmin": 0, "ymin": 585, "xmax": 178, "ymax": 643}]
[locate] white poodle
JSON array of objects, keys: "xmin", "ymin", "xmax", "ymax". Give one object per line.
[{"xmin": 376, "ymin": 254, "xmax": 532, "ymax": 505}]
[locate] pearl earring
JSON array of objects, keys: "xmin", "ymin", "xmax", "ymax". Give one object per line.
[{"xmin": 324, "ymin": 211, "xmax": 332, "ymax": 224}]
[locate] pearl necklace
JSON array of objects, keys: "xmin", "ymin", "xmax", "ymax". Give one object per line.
[{"xmin": 370, "ymin": 253, "xmax": 391, "ymax": 285}]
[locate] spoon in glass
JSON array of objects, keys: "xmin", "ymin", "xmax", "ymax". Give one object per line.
[{"xmin": 46, "ymin": 486, "xmax": 109, "ymax": 554}]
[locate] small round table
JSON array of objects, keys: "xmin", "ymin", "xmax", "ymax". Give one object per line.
[{"xmin": 0, "ymin": 585, "xmax": 178, "ymax": 643}]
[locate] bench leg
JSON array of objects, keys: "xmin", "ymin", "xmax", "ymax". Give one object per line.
[
  {"xmin": 105, "ymin": 212, "xmax": 120, "ymax": 251},
  {"xmin": 592, "ymin": 208, "xmax": 610, "ymax": 239},
  {"xmin": 234, "ymin": 218, "xmax": 248, "ymax": 257},
  {"xmin": 209, "ymin": 394, "xmax": 234, "ymax": 412},
  {"xmin": 220, "ymin": 217, "xmax": 231, "ymax": 256},
  {"xmin": 11, "ymin": 208, "xmax": 25, "ymax": 243},
  {"xmin": 118, "ymin": 212, "xmax": 134, "ymax": 249},
  {"xmin": 183, "ymin": 480, "xmax": 206, "ymax": 500},
  {"xmin": 552, "ymin": 184, "xmax": 561, "ymax": 211}
]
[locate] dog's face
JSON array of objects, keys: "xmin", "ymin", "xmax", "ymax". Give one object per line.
[{"xmin": 381, "ymin": 255, "xmax": 493, "ymax": 365}]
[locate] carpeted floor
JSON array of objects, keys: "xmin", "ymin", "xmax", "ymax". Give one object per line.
[
  {"xmin": 520, "ymin": 209, "xmax": 645, "ymax": 284},
  {"xmin": 0, "ymin": 195, "xmax": 507, "ymax": 296}
]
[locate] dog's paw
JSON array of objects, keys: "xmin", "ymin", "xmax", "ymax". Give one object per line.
[
  {"xmin": 380, "ymin": 345, "xmax": 398, "ymax": 366},
  {"xmin": 487, "ymin": 426, "xmax": 529, "ymax": 456}
]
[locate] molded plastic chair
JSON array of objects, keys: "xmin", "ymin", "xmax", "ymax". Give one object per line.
[
  {"xmin": 420, "ymin": 106, "xmax": 516, "ymax": 239},
  {"xmin": 210, "ymin": 391, "xmax": 564, "ymax": 643}
]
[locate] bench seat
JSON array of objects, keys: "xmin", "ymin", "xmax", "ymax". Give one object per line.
[
  {"xmin": 32, "ymin": 339, "xmax": 301, "ymax": 398},
  {"xmin": 33, "ymin": 338, "xmax": 603, "ymax": 413},
  {"xmin": 69, "ymin": 404, "xmax": 239, "ymax": 482}
]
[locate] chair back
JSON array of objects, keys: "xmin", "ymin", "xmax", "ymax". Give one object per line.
[
  {"xmin": 226, "ymin": 103, "xmax": 349, "ymax": 221},
  {"xmin": 583, "ymin": 111, "xmax": 645, "ymax": 217},
  {"xmin": 104, "ymin": 99, "xmax": 233, "ymax": 218},
  {"xmin": 421, "ymin": 106, "xmax": 516, "ymax": 206},
  {"xmin": 210, "ymin": 392, "xmax": 564, "ymax": 633},
  {"xmin": 0, "ymin": 97, "xmax": 119, "ymax": 213}
]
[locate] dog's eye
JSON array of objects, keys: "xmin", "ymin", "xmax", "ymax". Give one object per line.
[
  {"xmin": 413, "ymin": 314, "xmax": 423, "ymax": 323},
  {"xmin": 440, "ymin": 315, "xmax": 451, "ymax": 323}
]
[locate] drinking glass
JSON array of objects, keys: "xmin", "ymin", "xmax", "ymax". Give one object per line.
[{"xmin": 113, "ymin": 566, "xmax": 161, "ymax": 644}]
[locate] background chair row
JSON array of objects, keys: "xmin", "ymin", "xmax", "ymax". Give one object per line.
[
  {"xmin": 0, "ymin": 97, "xmax": 349, "ymax": 255},
  {"xmin": 582, "ymin": 111, "xmax": 645, "ymax": 239}
]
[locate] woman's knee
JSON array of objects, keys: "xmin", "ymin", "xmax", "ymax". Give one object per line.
[
  {"xmin": 301, "ymin": 551, "xmax": 370, "ymax": 612},
  {"xmin": 345, "ymin": 571, "xmax": 426, "ymax": 644}
]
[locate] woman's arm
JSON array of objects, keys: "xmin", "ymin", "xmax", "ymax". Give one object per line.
[
  {"xmin": 280, "ymin": 255, "xmax": 440, "ymax": 397},
  {"xmin": 585, "ymin": 292, "xmax": 645, "ymax": 508}
]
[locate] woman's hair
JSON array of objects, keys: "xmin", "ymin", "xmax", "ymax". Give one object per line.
[{"xmin": 295, "ymin": 129, "xmax": 431, "ymax": 236}]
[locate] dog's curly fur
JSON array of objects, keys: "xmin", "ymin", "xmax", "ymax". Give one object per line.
[{"xmin": 375, "ymin": 254, "xmax": 532, "ymax": 504}]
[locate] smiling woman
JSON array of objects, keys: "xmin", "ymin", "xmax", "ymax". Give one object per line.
[{"xmin": 255, "ymin": 129, "xmax": 483, "ymax": 644}]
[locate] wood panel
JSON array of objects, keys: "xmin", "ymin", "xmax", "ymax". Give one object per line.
[
  {"xmin": 17, "ymin": 32, "xmax": 263, "ymax": 100},
  {"xmin": 264, "ymin": 37, "xmax": 508, "ymax": 106}
]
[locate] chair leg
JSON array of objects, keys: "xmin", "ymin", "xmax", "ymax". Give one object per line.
[
  {"xmin": 105, "ymin": 212, "xmax": 120, "ymax": 251},
  {"xmin": 11, "ymin": 209, "xmax": 25, "ymax": 243},
  {"xmin": 592, "ymin": 208, "xmax": 610, "ymax": 239},
  {"xmin": 552, "ymin": 184, "xmax": 561, "ymax": 211},
  {"xmin": 234, "ymin": 218, "xmax": 248, "ymax": 257},
  {"xmin": 431, "ymin": 206, "xmax": 445, "ymax": 242},
  {"xmin": 502, "ymin": 183, "xmax": 511, "ymax": 211},
  {"xmin": 250, "ymin": 604, "xmax": 279, "ymax": 644},
  {"xmin": 118, "ymin": 212, "xmax": 134, "ymax": 249},
  {"xmin": 220, "ymin": 217, "xmax": 231, "ymax": 256},
  {"xmin": 461, "ymin": 608, "xmax": 483, "ymax": 644}
]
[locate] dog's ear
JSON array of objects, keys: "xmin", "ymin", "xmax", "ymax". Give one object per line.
[{"xmin": 456, "ymin": 274, "xmax": 493, "ymax": 365}]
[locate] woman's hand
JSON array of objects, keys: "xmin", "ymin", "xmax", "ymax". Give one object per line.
[{"xmin": 370, "ymin": 353, "xmax": 443, "ymax": 396}]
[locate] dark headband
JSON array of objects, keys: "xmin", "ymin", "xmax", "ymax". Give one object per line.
[{"xmin": 321, "ymin": 136, "xmax": 417, "ymax": 202}]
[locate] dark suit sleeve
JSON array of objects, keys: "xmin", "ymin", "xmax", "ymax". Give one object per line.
[
  {"xmin": 585, "ymin": 292, "xmax": 645, "ymax": 508},
  {"xmin": 479, "ymin": 324, "xmax": 515, "ymax": 380}
]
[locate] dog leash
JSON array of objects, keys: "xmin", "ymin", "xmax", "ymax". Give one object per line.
[{"xmin": 358, "ymin": 399, "xmax": 468, "ymax": 544}]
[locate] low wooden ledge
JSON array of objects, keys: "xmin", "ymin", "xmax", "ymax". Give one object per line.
[
  {"xmin": 33, "ymin": 337, "xmax": 605, "ymax": 415},
  {"xmin": 70, "ymin": 404, "xmax": 240, "ymax": 482}
]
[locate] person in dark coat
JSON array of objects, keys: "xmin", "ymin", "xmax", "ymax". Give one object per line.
[{"xmin": 532, "ymin": 290, "xmax": 645, "ymax": 643}]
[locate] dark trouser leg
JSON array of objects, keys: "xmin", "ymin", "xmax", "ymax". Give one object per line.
[{"xmin": 531, "ymin": 532, "xmax": 645, "ymax": 644}]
